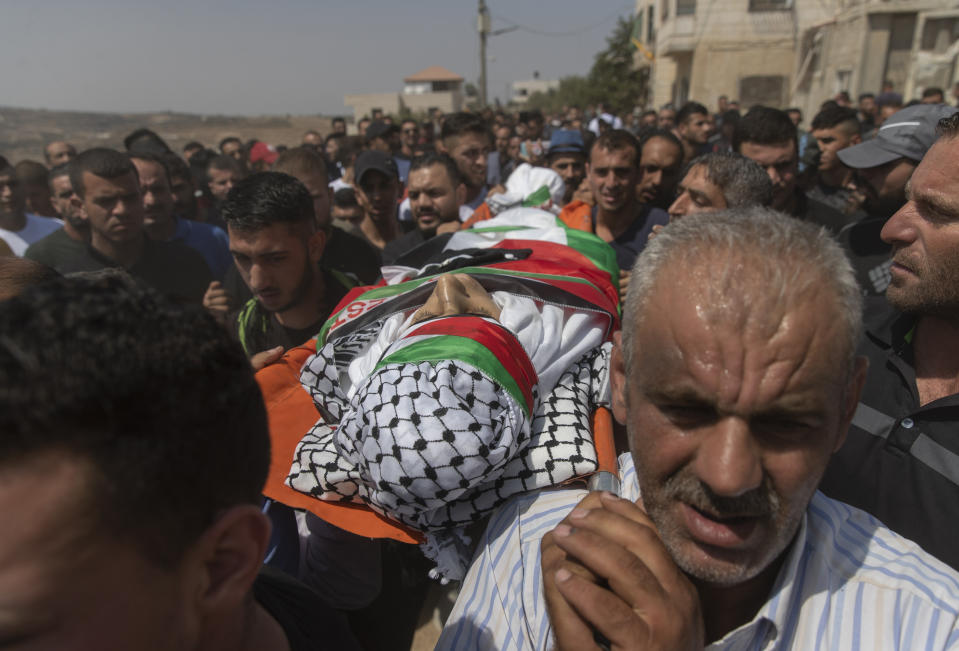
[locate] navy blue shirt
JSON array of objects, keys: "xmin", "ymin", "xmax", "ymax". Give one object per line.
[{"xmin": 592, "ymin": 204, "xmax": 669, "ymax": 270}]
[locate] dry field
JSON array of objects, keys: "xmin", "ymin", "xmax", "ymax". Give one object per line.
[{"xmin": 0, "ymin": 106, "xmax": 338, "ymax": 164}]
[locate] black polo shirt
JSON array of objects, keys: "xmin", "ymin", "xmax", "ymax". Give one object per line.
[{"xmin": 819, "ymin": 296, "xmax": 959, "ymax": 569}]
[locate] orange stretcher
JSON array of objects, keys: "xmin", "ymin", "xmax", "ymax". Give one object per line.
[{"xmin": 258, "ymin": 347, "xmax": 621, "ymax": 543}]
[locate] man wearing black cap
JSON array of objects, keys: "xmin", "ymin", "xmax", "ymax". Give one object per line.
[
  {"xmin": 834, "ymin": 103, "xmax": 958, "ymax": 294},
  {"xmin": 353, "ymin": 150, "xmax": 403, "ymax": 249},
  {"xmin": 546, "ymin": 130, "xmax": 587, "ymax": 207},
  {"xmin": 819, "ymin": 109, "xmax": 959, "ymax": 571}
]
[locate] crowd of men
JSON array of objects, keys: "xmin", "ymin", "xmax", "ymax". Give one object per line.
[{"xmin": 3, "ymin": 78, "xmax": 959, "ymax": 649}]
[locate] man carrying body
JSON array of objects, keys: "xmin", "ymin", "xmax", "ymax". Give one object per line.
[
  {"xmin": 667, "ymin": 152, "xmax": 772, "ymax": 220},
  {"xmin": 559, "ymin": 130, "xmax": 669, "ymax": 289},
  {"xmin": 0, "ymin": 163, "xmax": 62, "ymax": 256},
  {"xmin": 440, "ymin": 208, "xmax": 959, "ymax": 650},
  {"xmin": 223, "ymin": 171, "xmax": 347, "ymax": 357},
  {"xmin": 437, "ymin": 112, "xmax": 492, "ymax": 212},
  {"xmin": 56, "ymin": 148, "xmax": 211, "ymax": 304},
  {"xmin": 382, "ymin": 153, "xmax": 466, "ymax": 265},
  {"xmin": 0, "ymin": 272, "xmax": 358, "ymax": 650},
  {"xmin": 635, "ymin": 129, "xmax": 684, "ymax": 211},
  {"xmin": 24, "ymin": 164, "xmax": 89, "ymax": 270},
  {"xmin": 675, "ymin": 102, "xmax": 712, "ymax": 164},
  {"xmin": 820, "ymin": 110, "xmax": 959, "ymax": 571},
  {"xmin": 807, "ymin": 104, "xmax": 863, "ymax": 215},
  {"xmin": 734, "ymin": 106, "xmax": 850, "ymax": 233}
]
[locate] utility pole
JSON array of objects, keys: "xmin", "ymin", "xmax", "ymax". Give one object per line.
[{"xmin": 478, "ymin": 0, "xmax": 490, "ymax": 107}]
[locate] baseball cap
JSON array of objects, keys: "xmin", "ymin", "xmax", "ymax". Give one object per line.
[
  {"xmin": 838, "ymin": 104, "xmax": 958, "ymax": 169},
  {"xmin": 365, "ymin": 120, "xmax": 398, "ymax": 142},
  {"xmin": 248, "ymin": 141, "xmax": 278, "ymax": 166},
  {"xmin": 354, "ymin": 150, "xmax": 398, "ymax": 184},
  {"xmin": 548, "ymin": 130, "xmax": 585, "ymax": 155}
]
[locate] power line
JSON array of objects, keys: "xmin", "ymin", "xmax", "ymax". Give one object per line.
[{"xmin": 490, "ymin": 5, "xmax": 633, "ymax": 38}]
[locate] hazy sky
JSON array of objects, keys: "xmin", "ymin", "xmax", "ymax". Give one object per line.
[{"xmin": 2, "ymin": 0, "xmax": 632, "ymax": 116}]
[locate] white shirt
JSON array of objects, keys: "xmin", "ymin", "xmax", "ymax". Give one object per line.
[
  {"xmin": 439, "ymin": 454, "xmax": 959, "ymax": 650},
  {"xmin": 0, "ymin": 213, "xmax": 63, "ymax": 256}
]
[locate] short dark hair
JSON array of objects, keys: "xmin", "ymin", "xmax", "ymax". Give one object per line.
[
  {"xmin": 272, "ymin": 146, "xmax": 329, "ymax": 183},
  {"xmin": 14, "ymin": 160, "xmax": 49, "ymax": 186},
  {"xmin": 70, "ymin": 148, "xmax": 139, "ymax": 200},
  {"xmin": 858, "ymin": 93, "xmax": 875, "ymax": 102},
  {"xmin": 592, "ymin": 129, "xmax": 642, "ymax": 167},
  {"xmin": 183, "ymin": 140, "xmax": 204, "ymax": 153},
  {"xmin": 811, "ymin": 105, "xmax": 860, "ymax": 132},
  {"xmin": 638, "ymin": 128, "xmax": 682, "ymax": 159},
  {"xmin": 48, "ymin": 162, "xmax": 71, "ymax": 190},
  {"xmin": 127, "ymin": 151, "xmax": 171, "ymax": 185},
  {"xmin": 0, "ymin": 272, "xmax": 268, "ymax": 567},
  {"xmin": 408, "ymin": 152, "xmax": 463, "ymax": 188},
  {"xmin": 440, "ymin": 112, "xmax": 490, "ymax": 144},
  {"xmin": 677, "ymin": 101, "xmax": 709, "ymax": 125},
  {"xmin": 923, "ymin": 87, "xmax": 945, "ymax": 100},
  {"xmin": 685, "ymin": 152, "xmax": 774, "ymax": 208},
  {"xmin": 123, "ymin": 128, "xmax": 171, "ymax": 155},
  {"xmin": 333, "ymin": 186, "xmax": 359, "ymax": 208},
  {"xmin": 219, "ymin": 136, "xmax": 243, "ymax": 152},
  {"xmin": 161, "ymin": 152, "xmax": 192, "ymax": 183},
  {"xmin": 206, "ymin": 154, "xmax": 244, "ymax": 179},
  {"xmin": 732, "ymin": 106, "xmax": 797, "ymax": 152},
  {"xmin": 221, "ymin": 171, "xmax": 314, "ymax": 233}
]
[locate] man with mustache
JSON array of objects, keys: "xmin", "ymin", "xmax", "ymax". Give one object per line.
[
  {"xmin": 819, "ymin": 110, "xmax": 959, "ymax": 572},
  {"xmin": 559, "ymin": 130, "xmax": 669, "ymax": 300},
  {"xmin": 382, "ymin": 153, "xmax": 466, "ymax": 265},
  {"xmin": 439, "ymin": 208, "xmax": 959, "ymax": 650}
]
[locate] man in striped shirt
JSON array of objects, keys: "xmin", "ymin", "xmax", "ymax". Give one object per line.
[{"xmin": 440, "ymin": 208, "xmax": 959, "ymax": 650}]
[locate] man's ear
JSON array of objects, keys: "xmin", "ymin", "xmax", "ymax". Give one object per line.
[
  {"xmin": 834, "ymin": 355, "xmax": 869, "ymax": 453},
  {"xmin": 74, "ymin": 196, "xmax": 88, "ymax": 221},
  {"xmin": 308, "ymin": 228, "xmax": 327, "ymax": 263},
  {"xmin": 850, "ymin": 133, "xmax": 862, "ymax": 146},
  {"xmin": 187, "ymin": 505, "xmax": 271, "ymax": 619},
  {"xmin": 455, "ymin": 182, "xmax": 468, "ymax": 207},
  {"xmin": 436, "ymin": 137, "xmax": 450, "ymax": 155},
  {"xmin": 610, "ymin": 330, "xmax": 628, "ymax": 426}
]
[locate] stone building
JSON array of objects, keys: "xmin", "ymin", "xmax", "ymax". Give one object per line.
[
  {"xmin": 344, "ymin": 66, "xmax": 464, "ymax": 121},
  {"xmin": 634, "ymin": 0, "xmax": 959, "ymax": 117}
]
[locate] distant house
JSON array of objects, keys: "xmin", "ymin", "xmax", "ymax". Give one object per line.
[
  {"xmin": 344, "ymin": 66, "xmax": 464, "ymax": 122},
  {"xmin": 511, "ymin": 78, "xmax": 559, "ymax": 105}
]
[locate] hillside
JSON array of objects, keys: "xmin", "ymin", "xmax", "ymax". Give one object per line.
[{"xmin": 0, "ymin": 106, "xmax": 336, "ymax": 164}]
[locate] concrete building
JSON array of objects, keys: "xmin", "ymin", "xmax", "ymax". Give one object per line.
[
  {"xmin": 511, "ymin": 78, "xmax": 560, "ymax": 105},
  {"xmin": 344, "ymin": 66, "xmax": 464, "ymax": 121},
  {"xmin": 634, "ymin": 0, "xmax": 959, "ymax": 118}
]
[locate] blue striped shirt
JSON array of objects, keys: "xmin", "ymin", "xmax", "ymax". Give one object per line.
[{"xmin": 438, "ymin": 454, "xmax": 959, "ymax": 650}]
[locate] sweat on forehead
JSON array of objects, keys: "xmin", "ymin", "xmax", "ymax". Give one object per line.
[{"xmin": 621, "ymin": 207, "xmax": 862, "ymax": 369}]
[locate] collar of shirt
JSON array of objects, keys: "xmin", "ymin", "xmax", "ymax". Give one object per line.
[{"xmin": 615, "ymin": 453, "xmax": 805, "ymax": 648}]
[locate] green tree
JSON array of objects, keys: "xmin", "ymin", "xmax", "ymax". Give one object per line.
[{"xmin": 518, "ymin": 15, "xmax": 648, "ymax": 114}]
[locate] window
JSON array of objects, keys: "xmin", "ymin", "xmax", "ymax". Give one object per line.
[
  {"xmin": 749, "ymin": 0, "xmax": 790, "ymax": 11},
  {"xmin": 677, "ymin": 0, "xmax": 695, "ymax": 16},
  {"xmin": 647, "ymin": 6, "xmax": 655, "ymax": 43},
  {"xmin": 662, "ymin": 0, "xmax": 669, "ymax": 22}
]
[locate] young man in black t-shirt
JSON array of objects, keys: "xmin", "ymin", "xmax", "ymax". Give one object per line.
[{"xmin": 218, "ymin": 171, "xmax": 347, "ymax": 357}]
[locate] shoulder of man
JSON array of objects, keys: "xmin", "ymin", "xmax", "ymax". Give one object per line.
[
  {"xmin": 253, "ymin": 565, "xmax": 361, "ymax": 651},
  {"xmin": 805, "ymin": 492, "xmax": 959, "ymax": 615}
]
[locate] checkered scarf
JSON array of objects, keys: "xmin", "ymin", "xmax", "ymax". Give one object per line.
[{"xmin": 289, "ymin": 290, "xmax": 612, "ymax": 579}]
